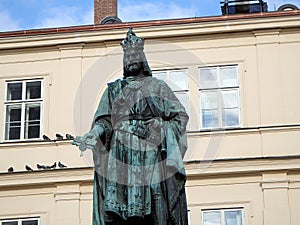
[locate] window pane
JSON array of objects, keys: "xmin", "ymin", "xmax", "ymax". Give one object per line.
[
  {"xmin": 203, "ymin": 211, "xmax": 221, "ymax": 225},
  {"xmin": 201, "ymin": 91, "xmax": 218, "ymax": 109},
  {"xmin": 220, "ymin": 66, "xmax": 238, "ymax": 87},
  {"xmin": 5, "ymin": 105, "xmax": 22, "ymax": 140},
  {"xmin": 8, "ymin": 127, "xmax": 21, "ymax": 140},
  {"xmin": 25, "ymin": 123, "xmax": 40, "ymax": 139},
  {"xmin": 6, "ymin": 105, "xmax": 22, "ymax": 122},
  {"xmin": 202, "ymin": 109, "xmax": 219, "ymax": 128},
  {"xmin": 169, "ymin": 70, "xmax": 188, "ymax": 91},
  {"xmin": 175, "ymin": 92, "xmax": 189, "ymax": 112},
  {"xmin": 3, "ymin": 222, "xmax": 18, "ymax": 225},
  {"xmin": 22, "ymin": 220, "xmax": 38, "ymax": 225},
  {"xmin": 222, "ymin": 108, "xmax": 239, "ymax": 127},
  {"xmin": 153, "ymin": 72, "xmax": 167, "ymax": 83},
  {"xmin": 25, "ymin": 104, "xmax": 41, "ymax": 139},
  {"xmin": 26, "ymin": 81, "xmax": 41, "ymax": 99},
  {"xmin": 7, "ymin": 82, "xmax": 22, "ymax": 100},
  {"xmin": 225, "ymin": 210, "xmax": 243, "ymax": 225},
  {"xmin": 221, "ymin": 90, "xmax": 239, "ymax": 108},
  {"xmin": 25, "ymin": 104, "xmax": 41, "ymax": 121},
  {"xmin": 200, "ymin": 68, "xmax": 217, "ymax": 89}
]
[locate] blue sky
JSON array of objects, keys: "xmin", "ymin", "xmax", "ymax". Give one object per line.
[{"xmin": 0, "ymin": 0, "xmax": 299, "ymax": 32}]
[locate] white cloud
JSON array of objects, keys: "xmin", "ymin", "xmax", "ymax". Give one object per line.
[
  {"xmin": 119, "ymin": 2, "xmax": 196, "ymax": 22},
  {"xmin": 0, "ymin": 10, "xmax": 21, "ymax": 31},
  {"xmin": 35, "ymin": 6, "xmax": 93, "ymax": 29},
  {"xmin": 82, "ymin": 8, "xmax": 94, "ymax": 25}
]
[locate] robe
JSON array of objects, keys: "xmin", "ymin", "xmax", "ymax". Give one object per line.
[{"xmin": 91, "ymin": 75, "xmax": 189, "ymax": 225}]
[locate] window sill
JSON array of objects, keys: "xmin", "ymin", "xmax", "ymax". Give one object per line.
[
  {"xmin": 187, "ymin": 126, "xmax": 241, "ymax": 133},
  {"xmin": 187, "ymin": 124, "xmax": 300, "ymax": 136},
  {"xmin": 0, "ymin": 139, "xmax": 73, "ymax": 148}
]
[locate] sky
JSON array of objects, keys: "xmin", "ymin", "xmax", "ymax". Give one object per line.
[{"xmin": 0, "ymin": 0, "xmax": 300, "ymax": 32}]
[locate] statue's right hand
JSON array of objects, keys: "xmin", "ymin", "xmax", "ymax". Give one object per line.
[
  {"xmin": 73, "ymin": 129, "xmax": 99, "ymax": 154},
  {"xmin": 72, "ymin": 125, "xmax": 105, "ymax": 156}
]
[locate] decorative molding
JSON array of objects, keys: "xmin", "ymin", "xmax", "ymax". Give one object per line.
[
  {"xmin": 0, "ymin": 168, "xmax": 93, "ymax": 188},
  {"xmin": 261, "ymin": 180, "xmax": 289, "ymax": 189},
  {"xmin": 0, "ymin": 139, "xmax": 73, "ymax": 149},
  {"xmin": 185, "ymin": 156, "xmax": 300, "ymax": 177},
  {"xmin": 54, "ymin": 191, "xmax": 81, "ymax": 201},
  {"xmin": 289, "ymin": 180, "xmax": 300, "ymax": 189}
]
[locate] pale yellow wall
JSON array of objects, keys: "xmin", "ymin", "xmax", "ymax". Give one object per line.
[{"xmin": 0, "ymin": 13, "xmax": 300, "ymax": 225}]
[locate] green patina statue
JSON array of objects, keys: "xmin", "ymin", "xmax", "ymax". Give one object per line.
[{"xmin": 73, "ymin": 28, "xmax": 189, "ymax": 225}]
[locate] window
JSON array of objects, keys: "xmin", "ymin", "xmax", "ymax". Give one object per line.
[
  {"xmin": 153, "ymin": 69, "xmax": 189, "ymax": 113},
  {"xmin": 4, "ymin": 79, "xmax": 43, "ymax": 141},
  {"xmin": 199, "ymin": 65, "xmax": 240, "ymax": 129},
  {"xmin": 202, "ymin": 209, "xmax": 243, "ymax": 225},
  {"xmin": 0, "ymin": 218, "xmax": 40, "ymax": 225}
]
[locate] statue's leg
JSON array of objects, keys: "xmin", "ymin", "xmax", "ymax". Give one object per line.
[{"xmin": 150, "ymin": 183, "xmax": 167, "ymax": 225}]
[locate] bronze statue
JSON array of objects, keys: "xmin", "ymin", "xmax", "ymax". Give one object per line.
[{"xmin": 74, "ymin": 28, "xmax": 189, "ymax": 225}]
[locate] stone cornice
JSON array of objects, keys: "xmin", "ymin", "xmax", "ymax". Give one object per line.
[
  {"xmin": 0, "ymin": 11, "xmax": 300, "ymax": 50},
  {"xmin": 0, "ymin": 167, "xmax": 94, "ymax": 188},
  {"xmin": 185, "ymin": 156, "xmax": 300, "ymax": 178}
]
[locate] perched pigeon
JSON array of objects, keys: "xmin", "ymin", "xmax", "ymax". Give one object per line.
[
  {"xmin": 25, "ymin": 165, "xmax": 33, "ymax": 171},
  {"xmin": 66, "ymin": 134, "xmax": 74, "ymax": 140},
  {"xmin": 7, "ymin": 167, "xmax": 14, "ymax": 173},
  {"xmin": 58, "ymin": 161, "xmax": 67, "ymax": 168},
  {"xmin": 50, "ymin": 162, "xmax": 56, "ymax": 169},
  {"xmin": 43, "ymin": 135, "xmax": 51, "ymax": 141},
  {"xmin": 37, "ymin": 164, "xmax": 46, "ymax": 170},
  {"xmin": 56, "ymin": 134, "xmax": 63, "ymax": 140}
]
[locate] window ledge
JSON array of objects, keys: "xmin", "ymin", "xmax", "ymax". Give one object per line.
[
  {"xmin": 0, "ymin": 139, "xmax": 73, "ymax": 148},
  {"xmin": 187, "ymin": 124, "xmax": 300, "ymax": 136}
]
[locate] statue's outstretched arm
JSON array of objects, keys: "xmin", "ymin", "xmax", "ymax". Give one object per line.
[{"xmin": 72, "ymin": 124, "xmax": 105, "ymax": 156}]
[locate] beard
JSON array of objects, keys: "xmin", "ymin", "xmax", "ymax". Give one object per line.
[{"xmin": 124, "ymin": 62, "xmax": 143, "ymax": 76}]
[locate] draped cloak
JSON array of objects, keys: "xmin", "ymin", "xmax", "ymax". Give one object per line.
[{"xmin": 91, "ymin": 76, "xmax": 189, "ymax": 225}]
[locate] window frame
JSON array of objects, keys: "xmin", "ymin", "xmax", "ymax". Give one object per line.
[
  {"xmin": 3, "ymin": 79, "xmax": 43, "ymax": 142},
  {"xmin": 202, "ymin": 208, "xmax": 244, "ymax": 225},
  {"xmin": 152, "ymin": 68, "xmax": 190, "ymax": 128},
  {"xmin": 199, "ymin": 65, "xmax": 241, "ymax": 130},
  {"xmin": 0, "ymin": 217, "xmax": 40, "ymax": 225}
]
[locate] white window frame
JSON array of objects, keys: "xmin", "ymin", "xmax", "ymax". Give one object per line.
[
  {"xmin": 3, "ymin": 79, "xmax": 43, "ymax": 141},
  {"xmin": 202, "ymin": 208, "xmax": 244, "ymax": 225},
  {"xmin": 152, "ymin": 68, "xmax": 190, "ymax": 129},
  {"xmin": 152, "ymin": 68, "xmax": 189, "ymax": 111},
  {"xmin": 0, "ymin": 217, "xmax": 40, "ymax": 225},
  {"xmin": 199, "ymin": 65, "xmax": 240, "ymax": 130}
]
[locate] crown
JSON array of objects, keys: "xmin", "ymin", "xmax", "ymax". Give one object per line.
[{"xmin": 121, "ymin": 28, "xmax": 144, "ymax": 51}]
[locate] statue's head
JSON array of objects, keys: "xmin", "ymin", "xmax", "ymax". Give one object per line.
[{"xmin": 121, "ymin": 28, "xmax": 152, "ymax": 77}]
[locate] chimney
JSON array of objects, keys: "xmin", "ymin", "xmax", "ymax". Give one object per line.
[{"xmin": 94, "ymin": 0, "xmax": 118, "ymax": 24}]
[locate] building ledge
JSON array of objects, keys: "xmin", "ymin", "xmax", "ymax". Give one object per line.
[
  {"xmin": 185, "ymin": 155, "xmax": 300, "ymax": 178},
  {"xmin": 0, "ymin": 167, "xmax": 94, "ymax": 189},
  {"xmin": 0, "ymin": 10, "xmax": 300, "ymax": 38}
]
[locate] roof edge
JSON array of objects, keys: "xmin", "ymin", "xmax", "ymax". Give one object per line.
[{"xmin": 1, "ymin": 10, "xmax": 300, "ymax": 38}]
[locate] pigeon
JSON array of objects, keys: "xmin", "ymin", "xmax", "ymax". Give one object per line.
[
  {"xmin": 7, "ymin": 167, "xmax": 14, "ymax": 173},
  {"xmin": 56, "ymin": 133, "xmax": 63, "ymax": 140},
  {"xmin": 50, "ymin": 162, "xmax": 56, "ymax": 169},
  {"xmin": 37, "ymin": 164, "xmax": 46, "ymax": 170},
  {"xmin": 43, "ymin": 135, "xmax": 51, "ymax": 141},
  {"xmin": 25, "ymin": 165, "xmax": 33, "ymax": 171},
  {"xmin": 66, "ymin": 134, "xmax": 74, "ymax": 140},
  {"xmin": 58, "ymin": 161, "xmax": 67, "ymax": 168}
]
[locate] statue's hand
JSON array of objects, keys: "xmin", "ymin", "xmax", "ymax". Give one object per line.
[
  {"xmin": 72, "ymin": 125, "xmax": 105, "ymax": 155},
  {"xmin": 144, "ymin": 117, "xmax": 166, "ymax": 146}
]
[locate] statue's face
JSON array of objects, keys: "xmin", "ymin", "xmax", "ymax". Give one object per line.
[{"xmin": 124, "ymin": 48, "xmax": 143, "ymax": 76}]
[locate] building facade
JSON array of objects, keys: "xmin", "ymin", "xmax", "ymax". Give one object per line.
[{"xmin": 0, "ymin": 10, "xmax": 300, "ymax": 225}]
